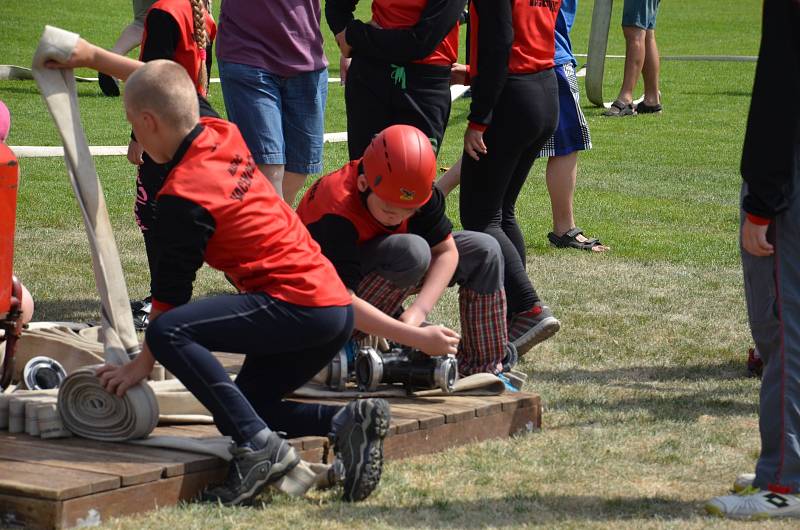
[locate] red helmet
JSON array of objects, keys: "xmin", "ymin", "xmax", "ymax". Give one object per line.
[{"xmin": 362, "ymin": 125, "xmax": 436, "ymax": 208}]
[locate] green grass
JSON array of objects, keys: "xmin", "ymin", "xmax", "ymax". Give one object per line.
[{"xmin": 0, "ymin": 0, "xmax": 786, "ymax": 528}]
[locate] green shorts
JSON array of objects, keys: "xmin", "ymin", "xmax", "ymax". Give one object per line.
[{"xmin": 622, "ymin": 0, "xmax": 660, "ymax": 30}]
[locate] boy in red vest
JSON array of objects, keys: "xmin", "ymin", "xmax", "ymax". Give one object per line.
[
  {"xmin": 47, "ymin": 42, "xmax": 390, "ymax": 504},
  {"xmin": 297, "ymin": 124, "xmax": 536, "ymax": 375}
]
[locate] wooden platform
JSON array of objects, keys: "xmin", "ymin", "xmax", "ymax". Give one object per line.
[{"xmin": 0, "ymin": 392, "xmax": 540, "ymax": 529}]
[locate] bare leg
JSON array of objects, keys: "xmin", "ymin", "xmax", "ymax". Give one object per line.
[
  {"xmin": 546, "ymin": 153, "xmax": 609, "ymax": 252},
  {"xmin": 642, "ymin": 29, "xmax": 661, "ymax": 106},
  {"xmin": 617, "ymin": 26, "xmax": 646, "ymax": 105},
  {"xmin": 283, "ymin": 171, "xmax": 308, "ymax": 206},
  {"xmin": 111, "ymin": 22, "xmax": 145, "ymax": 55},
  {"xmin": 435, "ymin": 155, "xmax": 463, "ymax": 197},
  {"xmin": 259, "ymin": 163, "xmax": 285, "ymax": 200}
]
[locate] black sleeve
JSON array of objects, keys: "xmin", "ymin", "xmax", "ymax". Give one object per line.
[
  {"xmin": 140, "ymin": 9, "xmax": 181, "ymax": 62},
  {"xmin": 741, "ymin": 0, "xmax": 800, "ymax": 219},
  {"xmin": 407, "ymin": 186, "xmax": 453, "ymax": 247},
  {"xmin": 345, "ymin": 0, "xmax": 467, "ymax": 63},
  {"xmin": 198, "ymin": 94, "xmax": 220, "ymax": 118},
  {"xmin": 151, "ymin": 195, "xmax": 216, "ymax": 307},
  {"xmin": 326, "ymin": 0, "xmax": 360, "ymax": 35},
  {"xmin": 467, "ymin": 0, "xmax": 513, "ymax": 127},
  {"xmin": 306, "ymin": 214, "xmax": 363, "ymax": 291}
]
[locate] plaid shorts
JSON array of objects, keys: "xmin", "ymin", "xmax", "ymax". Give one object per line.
[{"xmin": 538, "ymin": 63, "xmax": 592, "ymax": 158}]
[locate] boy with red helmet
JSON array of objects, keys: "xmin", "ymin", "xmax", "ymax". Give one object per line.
[{"xmin": 297, "ymin": 124, "xmax": 528, "ymax": 375}]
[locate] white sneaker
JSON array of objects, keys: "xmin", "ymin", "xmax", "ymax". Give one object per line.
[
  {"xmin": 733, "ymin": 473, "xmax": 755, "ymax": 493},
  {"xmin": 706, "ymin": 487, "xmax": 800, "ymax": 519}
]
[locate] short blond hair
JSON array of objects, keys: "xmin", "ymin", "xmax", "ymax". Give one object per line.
[{"xmin": 124, "ymin": 60, "xmax": 199, "ymax": 131}]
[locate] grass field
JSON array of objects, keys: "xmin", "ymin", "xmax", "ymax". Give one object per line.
[{"xmin": 0, "ymin": 0, "xmax": 787, "ymax": 527}]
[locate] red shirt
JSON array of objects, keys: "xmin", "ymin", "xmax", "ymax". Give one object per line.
[
  {"xmin": 469, "ymin": 0, "xmax": 559, "ymax": 76},
  {"xmin": 153, "ymin": 118, "xmax": 351, "ymax": 310},
  {"xmin": 140, "ymin": 0, "xmax": 217, "ymax": 96},
  {"xmin": 372, "ymin": 0, "xmax": 459, "ymax": 66},
  {"xmin": 0, "ymin": 144, "xmax": 17, "ymax": 315}
]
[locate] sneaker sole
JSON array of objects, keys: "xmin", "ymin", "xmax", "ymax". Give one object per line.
[
  {"xmin": 512, "ymin": 317, "xmax": 561, "ymax": 356},
  {"xmin": 219, "ymin": 446, "xmax": 301, "ymax": 506},
  {"xmin": 339, "ymin": 399, "xmax": 391, "ymax": 502}
]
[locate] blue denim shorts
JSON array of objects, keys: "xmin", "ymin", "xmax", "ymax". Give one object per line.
[
  {"xmin": 622, "ymin": 0, "xmax": 660, "ymax": 30},
  {"xmin": 218, "ymin": 60, "xmax": 327, "ymax": 175}
]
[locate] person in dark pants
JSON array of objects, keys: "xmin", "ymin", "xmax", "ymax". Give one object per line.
[
  {"xmin": 455, "ymin": 0, "xmax": 562, "ymax": 357},
  {"xmin": 47, "ymin": 46, "xmax": 390, "ymax": 505},
  {"xmin": 326, "ymin": 0, "xmax": 466, "ymax": 159},
  {"xmin": 706, "ymin": 0, "xmax": 800, "ymax": 520},
  {"xmin": 127, "ymin": 0, "xmax": 217, "ymax": 329}
]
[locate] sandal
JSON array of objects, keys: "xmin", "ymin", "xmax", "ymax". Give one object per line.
[
  {"xmin": 635, "ymin": 101, "xmax": 662, "ymax": 114},
  {"xmin": 548, "ymin": 227, "xmax": 606, "ymax": 251},
  {"xmin": 602, "ymin": 99, "xmax": 635, "ymax": 117}
]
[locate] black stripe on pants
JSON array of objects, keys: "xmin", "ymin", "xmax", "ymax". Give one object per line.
[
  {"xmin": 460, "ymin": 69, "xmax": 559, "ymax": 315},
  {"xmin": 345, "ymin": 56, "xmax": 452, "ymax": 160},
  {"xmin": 146, "ymin": 293, "xmax": 354, "ymax": 443}
]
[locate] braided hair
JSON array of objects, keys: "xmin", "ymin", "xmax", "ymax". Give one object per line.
[{"xmin": 189, "ymin": 0, "xmax": 209, "ymax": 91}]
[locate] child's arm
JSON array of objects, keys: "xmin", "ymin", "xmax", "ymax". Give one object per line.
[
  {"xmin": 45, "ymin": 37, "xmax": 144, "ymax": 80},
  {"xmin": 351, "ymin": 293, "xmax": 460, "ymax": 356},
  {"xmin": 399, "ymin": 235, "xmax": 457, "ymax": 327}
]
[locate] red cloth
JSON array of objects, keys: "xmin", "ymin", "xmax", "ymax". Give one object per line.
[
  {"xmin": 158, "ymin": 117, "xmax": 351, "ymax": 308},
  {"xmin": 371, "ymin": 0, "xmax": 459, "ymax": 66}
]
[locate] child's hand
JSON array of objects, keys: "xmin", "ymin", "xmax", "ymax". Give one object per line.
[
  {"xmin": 96, "ymin": 358, "xmax": 151, "ymax": 397},
  {"xmin": 335, "ymin": 30, "xmax": 352, "ymax": 58},
  {"xmin": 44, "ymin": 38, "xmax": 96, "ymax": 70},
  {"xmin": 399, "ymin": 305, "xmax": 427, "ymax": 328},
  {"xmin": 450, "ymin": 63, "xmax": 468, "ymax": 86},
  {"xmin": 742, "ymin": 217, "xmax": 774, "ymax": 256},
  {"xmin": 127, "ymin": 139, "xmax": 144, "ymax": 165},
  {"xmin": 415, "ymin": 325, "xmax": 460, "ymax": 356},
  {"xmin": 464, "ymin": 128, "xmax": 487, "ymax": 160}
]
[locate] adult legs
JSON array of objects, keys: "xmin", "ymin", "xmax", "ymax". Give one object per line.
[
  {"xmin": 642, "ymin": 29, "xmax": 661, "ymax": 106},
  {"xmin": 617, "ymin": 25, "xmax": 646, "ymax": 105},
  {"xmin": 546, "ymin": 153, "xmax": 578, "ymax": 236},
  {"xmin": 345, "ymin": 58, "xmax": 394, "ymax": 160}
]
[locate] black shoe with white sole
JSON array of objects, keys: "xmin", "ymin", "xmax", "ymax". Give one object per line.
[{"xmin": 331, "ymin": 398, "xmax": 391, "ymax": 502}]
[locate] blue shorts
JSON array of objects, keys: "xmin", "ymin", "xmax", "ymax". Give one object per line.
[
  {"xmin": 218, "ymin": 60, "xmax": 327, "ymax": 175},
  {"xmin": 538, "ymin": 63, "xmax": 592, "ymax": 158},
  {"xmin": 622, "ymin": 0, "xmax": 660, "ymax": 30}
]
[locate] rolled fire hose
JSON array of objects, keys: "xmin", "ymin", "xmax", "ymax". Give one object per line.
[
  {"xmin": 27, "ymin": 26, "xmax": 326, "ymax": 495},
  {"xmin": 32, "ymin": 25, "xmax": 160, "ymax": 441}
]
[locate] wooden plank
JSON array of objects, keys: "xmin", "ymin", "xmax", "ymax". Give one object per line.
[
  {"xmin": 0, "ymin": 438, "xmax": 164, "ymax": 487},
  {"xmin": 441, "ymin": 395, "xmax": 503, "ymax": 417},
  {"xmin": 388, "ymin": 403, "xmax": 445, "ymax": 430},
  {"xmin": 387, "ymin": 397, "xmax": 475, "ymax": 424},
  {"xmin": 383, "ymin": 402, "xmax": 539, "ymax": 460},
  {"xmin": 0, "ymin": 460, "xmax": 119, "ymax": 501},
  {"xmin": 388, "ymin": 414, "xmax": 419, "ymax": 435},
  {"xmin": 0, "ymin": 491, "xmax": 59, "ymax": 530},
  {"xmin": 58, "ymin": 468, "xmax": 227, "ymax": 530}
]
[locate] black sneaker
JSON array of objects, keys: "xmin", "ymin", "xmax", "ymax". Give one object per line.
[
  {"xmin": 507, "ymin": 304, "xmax": 561, "ymax": 357},
  {"xmin": 330, "ymin": 398, "xmax": 390, "ymax": 502},
  {"xmin": 98, "ymin": 72, "xmax": 120, "ymax": 97},
  {"xmin": 130, "ymin": 297, "xmax": 151, "ymax": 331},
  {"xmin": 203, "ymin": 430, "xmax": 300, "ymax": 506}
]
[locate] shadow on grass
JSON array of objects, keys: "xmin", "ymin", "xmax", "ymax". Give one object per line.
[
  {"xmin": 309, "ymin": 493, "xmax": 703, "ymax": 526},
  {"xmin": 529, "ymin": 360, "xmax": 748, "ymax": 385}
]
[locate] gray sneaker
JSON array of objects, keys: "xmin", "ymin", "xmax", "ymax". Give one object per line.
[
  {"xmin": 508, "ymin": 305, "xmax": 561, "ymax": 356},
  {"xmin": 203, "ymin": 430, "xmax": 300, "ymax": 506},
  {"xmin": 331, "ymin": 398, "xmax": 391, "ymax": 502}
]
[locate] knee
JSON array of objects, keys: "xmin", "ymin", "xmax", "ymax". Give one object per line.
[
  {"xmin": 389, "ymin": 235, "xmax": 431, "ymax": 287},
  {"xmin": 144, "ymin": 314, "xmax": 178, "ymax": 360},
  {"xmin": 458, "ymin": 232, "xmax": 504, "ymax": 289}
]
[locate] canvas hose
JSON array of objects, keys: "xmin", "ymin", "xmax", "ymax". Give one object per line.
[{"xmin": 28, "ymin": 26, "xmax": 326, "ymax": 495}]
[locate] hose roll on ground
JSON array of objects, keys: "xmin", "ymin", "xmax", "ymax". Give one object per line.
[{"xmin": 57, "ymin": 366, "xmax": 159, "ymax": 441}]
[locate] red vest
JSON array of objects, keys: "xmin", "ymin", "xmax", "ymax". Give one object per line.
[
  {"xmin": 296, "ymin": 160, "xmax": 410, "ymax": 243},
  {"xmin": 0, "ymin": 144, "xmax": 18, "ymax": 315},
  {"xmin": 371, "ymin": 0, "xmax": 459, "ymax": 66},
  {"xmin": 158, "ymin": 118, "xmax": 351, "ymax": 308},
  {"xmin": 469, "ymin": 0, "xmax": 559, "ymax": 76},
  {"xmin": 140, "ymin": 0, "xmax": 217, "ymax": 96}
]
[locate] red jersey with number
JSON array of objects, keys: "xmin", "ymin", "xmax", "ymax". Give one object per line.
[
  {"xmin": 156, "ymin": 117, "xmax": 351, "ymax": 308},
  {"xmin": 372, "ymin": 0, "xmax": 459, "ymax": 66},
  {"xmin": 140, "ymin": 0, "xmax": 217, "ymax": 96}
]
